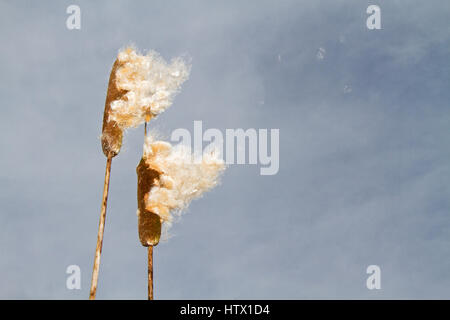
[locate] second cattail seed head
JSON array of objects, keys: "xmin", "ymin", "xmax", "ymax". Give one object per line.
[{"xmin": 137, "ymin": 136, "xmax": 225, "ymax": 246}]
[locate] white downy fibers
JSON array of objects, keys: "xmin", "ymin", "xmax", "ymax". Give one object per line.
[
  {"xmin": 109, "ymin": 46, "xmax": 191, "ymax": 129},
  {"xmin": 141, "ymin": 135, "xmax": 225, "ymax": 227}
]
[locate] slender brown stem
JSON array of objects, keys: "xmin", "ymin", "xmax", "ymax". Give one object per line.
[
  {"xmin": 89, "ymin": 155, "xmax": 113, "ymax": 300},
  {"xmin": 148, "ymin": 245, "xmax": 153, "ymax": 300},
  {"xmin": 144, "ymin": 121, "xmax": 153, "ymax": 300}
]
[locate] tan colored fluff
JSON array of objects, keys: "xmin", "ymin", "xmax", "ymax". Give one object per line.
[
  {"xmin": 139, "ymin": 136, "xmax": 225, "ymax": 230},
  {"xmin": 101, "ymin": 46, "xmax": 190, "ymax": 157},
  {"xmin": 109, "ymin": 47, "xmax": 190, "ymax": 130}
]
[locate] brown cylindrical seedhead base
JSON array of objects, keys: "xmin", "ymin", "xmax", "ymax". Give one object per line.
[
  {"xmin": 101, "ymin": 59, "xmax": 127, "ymax": 157},
  {"xmin": 137, "ymin": 158, "xmax": 162, "ymax": 246}
]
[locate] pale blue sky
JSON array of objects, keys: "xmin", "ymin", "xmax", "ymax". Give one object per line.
[{"xmin": 1, "ymin": 0, "xmax": 450, "ymax": 299}]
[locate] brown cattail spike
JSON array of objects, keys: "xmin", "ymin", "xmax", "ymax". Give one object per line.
[
  {"xmin": 101, "ymin": 60, "xmax": 127, "ymax": 157},
  {"xmin": 137, "ymin": 158, "xmax": 162, "ymax": 246}
]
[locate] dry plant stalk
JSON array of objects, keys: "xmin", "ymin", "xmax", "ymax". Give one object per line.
[
  {"xmin": 148, "ymin": 245, "xmax": 154, "ymax": 300},
  {"xmin": 89, "ymin": 156, "xmax": 112, "ymax": 299},
  {"xmin": 90, "ymin": 59, "xmax": 127, "ymax": 300}
]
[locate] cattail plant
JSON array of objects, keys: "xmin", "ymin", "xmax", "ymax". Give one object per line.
[
  {"xmin": 137, "ymin": 136, "xmax": 225, "ymax": 299},
  {"xmin": 90, "ymin": 46, "xmax": 190, "ymax": 300}
]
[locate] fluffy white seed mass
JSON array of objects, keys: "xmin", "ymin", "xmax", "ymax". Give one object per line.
[
  {"xmin": 142, "ymin": 136, "xmax": 225, "ymax": 226},
  {"xmin": 109, "ymin": 47, "xmax": 190, "ymax": 129}
]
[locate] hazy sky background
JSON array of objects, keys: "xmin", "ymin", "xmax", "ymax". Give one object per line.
[{"xmin": 1, "ymin": 0, "xmax": 450, "ymax": 299}]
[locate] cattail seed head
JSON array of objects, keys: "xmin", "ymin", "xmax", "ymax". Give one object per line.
[
  {"xmin": 101, "ymin": 59, "xmax": 126, "ymax": 157},
  {"xmin": 137, "ymin": 157, "xmax": 162, "ymax": 246},
  {"xmin": 137, "ymin": 135, "xmax": 225, "ymax": 244},
  {"xmin": 101, "ymin": 46, "xmax": 190, "ymax": 157},
  {"xmin": 109, "ymin": 46, "xmax": 190, "ymax": 130}
]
